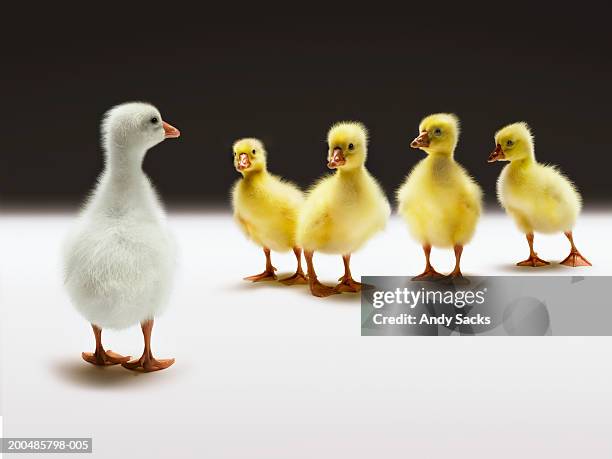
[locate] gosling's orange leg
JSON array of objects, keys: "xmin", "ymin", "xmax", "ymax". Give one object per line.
[
  {"xmin": 304, "ymin": 250, "xmax": 338, "ymax": 297},
  {"xmin": 517, "ymin": 233, "xmax": 550, "ymax": 267},
  {"xmin": 244, "ymin": 247, "xmax": 277, "ymax": 282},
  {"xmin": 280, "ymin": 247, "xmax": 309, "ymax": 285},
  {"xmin": 412, "ymin": 245, "xmax": 444, "ymax": 281},
  {"xmin": 441, "ymin": 245, "xmax": 470, "ymax": 284},
  {"xmin": 122, "ymin": 320, "xmax": 174, "ymax": 373},
  {"xmin": 560, "ymin": 231, "xmax": 591, "ymax": 267},
  {"xmin": 82, "ymin": 324, "xmax": 130, "ymax": 366},
  {"xmin": 336, "ymin": 254, "xmax": 363, "ymax": 293}
]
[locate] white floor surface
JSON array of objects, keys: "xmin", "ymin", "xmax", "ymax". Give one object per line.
[{"xmin": 1, "ymin": 210, "xmax": 611, "ymax": 458}]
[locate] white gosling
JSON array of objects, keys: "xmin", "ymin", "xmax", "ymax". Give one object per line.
[{"xmin": 63, "ymin": 102, "xmax": 180, "ymax": 372}]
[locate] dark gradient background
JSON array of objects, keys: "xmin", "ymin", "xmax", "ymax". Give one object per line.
[{"xmin": 2, "ymin": 6, "xmax": 611, "ymax": 208}]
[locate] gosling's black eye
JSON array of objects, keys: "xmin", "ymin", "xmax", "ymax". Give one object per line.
[
  {"xmin": 150, "ymin": 117, "xmax": 159, "ymax": 124},
  {"xmin": 506, "ymin": 140, "xmax": 514, "ymax": 147},
  {"xmin": 252, "ymin": 149, "xmax": 256, "ymax": 154},
  {"xmin": 434, "ymin": 128, "xmax": 442, "ymax": 136},
  {"xmin": 348, "ymin": 143, "xmax": 354, "ymax": 150}
]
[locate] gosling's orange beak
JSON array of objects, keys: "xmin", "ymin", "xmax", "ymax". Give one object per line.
[
  {"xmin": 488, "ymin": 144, "xmax": 505, "ymax": 162},
  {"xmin": 237, "ymin": 153, "xmax": 251, "ymax": 171},
  {"xmin": 327, "ymin": 147, "xmax": 346, "ymax": 169},
  {"xmin": 411, "ymin": 131, "xmax": 430, "ymax": 148},
  {"xmin": 163, "ymin": 121, "xmax": 180, "ymax": 139}
]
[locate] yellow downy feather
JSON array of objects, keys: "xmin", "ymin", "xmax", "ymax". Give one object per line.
[
  {"xmin": 494, "ymin": 122, "xmax": 581, "ymax": 234},
  {"xmin": 298, "ymin": 122, "xmax": 391, "ymax": 254},
  {"xmin": 231, "ymin": 138, "xmax": 304, "ymax": 252},
  {"xmin": 397, "ymin": 113, "xmax": 482, "ymax": 248}
]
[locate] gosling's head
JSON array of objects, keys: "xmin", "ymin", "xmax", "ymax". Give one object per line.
[
  {"xmin": 411, "ymin": 113, "xmax": 460, "ymax": 156},
  {"xmin": 327, "ymin": 121, "xmax": 368, "ymax": 171},
  {"xmin": 233, "ymin": 138, "xmax": 267, "ymax": 175},
  {"xmin": 102, "ymin": 102, "xmax": 180, "ymax": 153},
  {"xmin": 489, "ymin": 122, "xmax": 535, "ymax": 163}
]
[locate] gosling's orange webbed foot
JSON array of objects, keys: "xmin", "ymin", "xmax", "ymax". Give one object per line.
[
  {"xmin": 335, "ymin": 275, "xmax": 364, "ymax": 293},
  {"xmin": 517, "ymin": 255, "xmax": 550, "ymax": 267},
  {"xmin": 560, "ymin": 250, "xmax": 592, "ymax": 267},
  {"xmin": 309, "ymin": 279, "xmax": 339, "ymax": 297},
  {"xmin": 122, "ymin": 354, "xmax": 175, "ymax": 373},
  {"xmin": 440, "ymin": 272, "xmax": 470, "ymax": 285},
  {"xmin": 82, "ymin": 349, "xmax": 131, "ymax": 366},
  {"xmin": 244, "ymin": 267, "xmax": 278, "ymax": 282},
  {"xmin": 279, "ymin": 270, "xmax": 308, "ymax": 285},
  {"xmin": 412, "ymin": 268, "xmax": 444, "ymax": 282}
]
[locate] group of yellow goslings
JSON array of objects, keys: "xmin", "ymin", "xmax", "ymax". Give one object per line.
[
  {"xmin": 231, "ymin": 113, "xmax": 591, "ymax": 298},
  {"xmin": 64, "ymin": 104, "xmax": 594, "ymax": 374}
]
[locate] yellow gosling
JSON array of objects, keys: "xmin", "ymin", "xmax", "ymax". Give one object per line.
[
  {"xmin": 488, "ymin": 122, "xmax": 590, "ymax": 267},
  {"xmin": 232, "ymin": 138, "xmax": 307, "ymax": 284},
  {"xmin": 397, "ymin": 113, "xmax": 482, "ymax": 283},
  {"xmin": 298, "ymin": 122, "xmax": 391, "ymax": 297}
]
